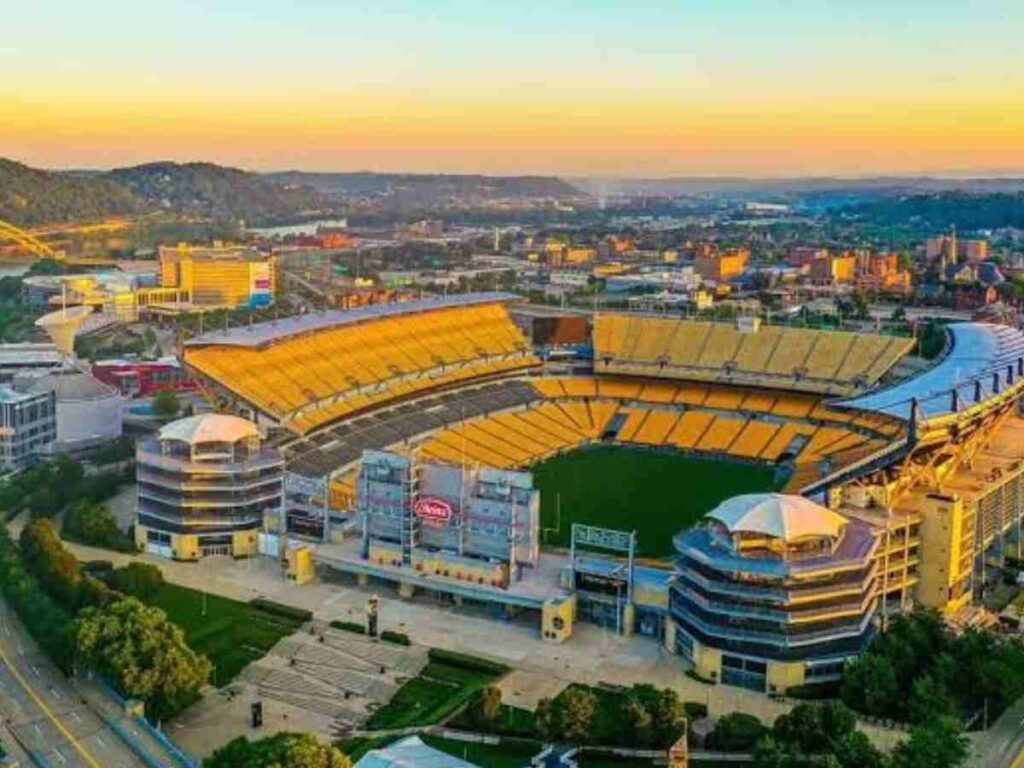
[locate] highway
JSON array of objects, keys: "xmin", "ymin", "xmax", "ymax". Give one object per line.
[{"xmin": 0, "ymin": 601, "xmax": 170, "ymax": 768}]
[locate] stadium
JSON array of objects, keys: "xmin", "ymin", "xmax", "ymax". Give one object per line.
[{"xmin": 172, "ymin": 292, "xmax": 1024, "ymax": 693}]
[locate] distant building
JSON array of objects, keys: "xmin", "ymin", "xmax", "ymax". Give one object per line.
[
  {"xmin": 606, "ymin": 234, "xmax": 636, "ymax": 255},
  {"xmin": 135, "ymin": 414, "xmax": 284, "ymax": 560},
  {"xmin": 0, "ymin": 385, "xmax": 56, "ymax": 470},
  {"xmin": 565, "ymin": 246, "xmax": 597, "ymax": 264},
  {"xmin": 148, "ymin": 243, "xmax": 276, "ymax": 311},
  {"xmin": 788, "ymin": 247, "xmax": 829, "ymax": 269},
  {"xmin": 0, "ymin": 343, "xmax": 62, "ymax": 382},
  {"xmin": 91, "ymin": 358, "xmax": 197, "ymax": 398},
  {"xmin": 926, "ymin": 234, "xmax": 988, "ymax": 265},
  {"xmin": 694, "ymin": 247, "xmax": 749, "ymax": 282},
  {"xmin": 13, "ymin": 369, "xmax": 123, "ymax": 455},
  {"xmin": 809, "ymin": 252, "xmax": 856, "ymax": 284}
]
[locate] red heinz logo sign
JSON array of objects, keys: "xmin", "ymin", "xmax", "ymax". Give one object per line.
[{"xmin": 414, "ymin": 497, "xmax": 453, "ymax": 527}]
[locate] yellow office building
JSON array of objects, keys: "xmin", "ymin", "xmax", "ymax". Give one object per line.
[{"xmin": 155, "ymin": 244, "xmax": 276, "ymax": 309}]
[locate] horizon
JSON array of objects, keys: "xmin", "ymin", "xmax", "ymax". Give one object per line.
[{"xmin": 3, "ymin": 1, "xmax": 1023, "ymax": 176}]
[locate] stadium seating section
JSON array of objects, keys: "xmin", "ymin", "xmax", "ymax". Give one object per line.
[
  {"xmin": 593, "ymin": 314, "xmax": 914, "ymax": 396},
  {"xmin": 185, "ymin": 302, "xmax": 538, "ymax": 434},
  {"xmin": 326, "ymin": 375, "xmax": 905, "ymax": 506}
]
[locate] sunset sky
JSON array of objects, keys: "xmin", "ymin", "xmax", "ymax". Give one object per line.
[{"xmin": 3, "ymin": 1, "xmax": 1023, "ymax": 176}]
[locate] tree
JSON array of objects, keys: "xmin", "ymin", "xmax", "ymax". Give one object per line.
[
  {"xmin": 773, "ymin": 702, "xmax": 856, "ymax": 755},
  {"xmin": 708, "ymin": 712, "xmax": 768, "ymax": 752},
  {"xmin": 71, "ymin": 597, "xmax": 211, "ymax": 721},
  {"xmin": 203, "ymin": 732, "xmax": 350, "ymax": 768},
  {"xmin": 907, "ymin": 672, "xmax": 956, "ymax": 725},
  {"xmin": 559, "ymin": 687, "xmax": 597, "ymax": 744},
  {"xmin": 833, "ymin": 731, "xmax": 885, "ymax": 768},
  {"xmin": 19, "ymin": 519, "xmax": 99, "ymax": 609},
  {"xmin": 621, "ymin": 695, "xmax": 654, "ymax": 748},
  {"xmin": 841, "ymin": 653, "xmax": 899, "ymax": 718},
  {"xmin": 619, "ymin": 684, "xmax": 686, "ymax": 748},
  {"xmin": 535, "ymin": 697, "xmax": 559, "ymax": 741},
  {"xmin": 62, "ymin": 500, "xmax": 135, "ymax": 553},
  {"xmin": 109, "ymin": 562, "xmax": 164, "ymax": 599},
  {"xmin": 890, "ymin": 717, "xmax": 969, "ymax": 768},
  {"xmin": 535, "ymin": 687, "xmax": 598, "ymax": 744},
  {"xmin": 152, "ymin": 389, "xmax": 180, "ymax": 419},
  {"xmin": 474, "ymin": 685, "xmax": 502, "ymax": 727}
]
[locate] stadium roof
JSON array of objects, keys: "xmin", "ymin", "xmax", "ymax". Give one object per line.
[
  {"xmin": 15, "ymin": 370, "xmax": 119, "ymax": 401},
  {"xmin": 355, "ymin": 736, "xmax": 483, "ymax": 768},
  {"xmin": 159, "ymin": 413, "xmax": 259, "ymax": 445},
  {"xmin": 184, "ymin": 292, "xmax": 520, "ymax": 349},
  {"xmin": 708, "ymin": 493, "xmax": 847, "ymax": 542},
  {"xmin": 839, "ymin": 322, "xmax": 1024, "ymax": 422}
]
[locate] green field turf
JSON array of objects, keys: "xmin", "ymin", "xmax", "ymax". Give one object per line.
[
  {"xmin": 364, "ymin": 651, "xmax": 507, "ymax": 730},
  {"xmin": 144, "ymin": 583, "xmax": 304, "ymax": 686},
  {"xmin": 531, "ymin": 446, "xmax": 781, "ymax": 558}
]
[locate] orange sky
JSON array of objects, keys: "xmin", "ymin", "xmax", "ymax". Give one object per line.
[{"xmin": 4, "ymin": 1, "xmax": 1023, "ymax": 176}]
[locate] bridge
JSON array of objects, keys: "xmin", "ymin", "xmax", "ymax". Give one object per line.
[{"xmin": 0, "ymin": 218, "xmax": 120, "ymax": 267}]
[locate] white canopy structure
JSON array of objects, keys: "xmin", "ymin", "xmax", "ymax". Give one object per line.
[
  {"xmin": 158, "ymin": 413, "xmax": 259, "ymax": 446},
  {"xmin": 33, "ymin": 304, "xmax": 93, "ymax": 356},
  {"xmin": 707, "ymin": 493, "xmax": 847, "ymax": 542}
]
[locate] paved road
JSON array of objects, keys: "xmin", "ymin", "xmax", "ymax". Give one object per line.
[
  {"xmin": 973, "ymin": 696, "xmax": 1024, "ymax": 768},
  {"xmin": 0, "ymin": 601, "xmax": 164, "ymax": 768}
]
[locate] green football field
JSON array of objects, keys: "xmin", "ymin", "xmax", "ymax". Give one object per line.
[{"xmin": 531, "ymin": 446, "xmax": 782, "ymax": 559}]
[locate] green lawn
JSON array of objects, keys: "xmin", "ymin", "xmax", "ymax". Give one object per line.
[
  {"xmin": 365, "ymin": 652, "xmax": 507, "ymax": 730},
  {"xmin": 531, "ymin": 446, "xmax": 781, "ymax": 558},
  {"xmin": 143, "ymin": 583, "xmax": 304, "ymax": 686}
]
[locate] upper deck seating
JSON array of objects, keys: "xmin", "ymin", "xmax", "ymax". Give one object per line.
[
  {"xmin": 186, "ymin": 301, "xmax": 538, "ymax": 434},
  {"xmin": 593, "ymin": 314, "xmax": 914, "ymax": 396}
]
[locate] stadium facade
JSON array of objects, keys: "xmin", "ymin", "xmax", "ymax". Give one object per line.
[
  {"xmin": 671, "ymin": 494, "xmax": 878, "ymax": 692},
  {"xmin": 175, "ymin": 293, "xmax": 1024, "ymax": 692},
  {"xmin": 135, "ymin": 413, "xmax": 284, "ymax": 560}
]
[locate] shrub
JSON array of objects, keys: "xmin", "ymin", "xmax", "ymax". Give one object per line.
[
  {"xmin": 380, "ymin": 630, "xmax": 410, "ymax": 646},
  {"xmin": 109, "ymin": 562, "xmax": 165, "ymax": 599},
  {"xmin": 428, "ymin": 648, "xmax": 509, "ymax": 675},
  {"xmin": 684, "ymin": 701, "xmax": 709, "ymax": 719},
  {"xmin": 62, "ymin": 500, "xmax": 135, "ymax": 552},
  {"xmin": 706, "ymin": 712, "xmax": 768, "ymax": 752},
  {"xmin": 249, "ymin": 598, "xmax": 312, "ymax": 623},
  {"xmin": 330, "ymin": 619, "xmax": 366, "ymax": 634}
]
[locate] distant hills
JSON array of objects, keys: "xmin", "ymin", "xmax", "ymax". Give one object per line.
[
  {"xmin": 265, "ymin": 171, "xmax": 585, "ymax": 202},
  {"xmin": 0, "ymin": 159, "xmax": 329, "ymax": 228},
  {"xmin": 572, "ymin": 176, "xmax": 1024, "ymax": 198},
  {"xmin": 4, "ymin": 156, "xmax": 1024, "ymax": 230},
  {"xmin": 106, "ymin": 162, "xmax": 327, "ymax": 224},
  {"xmin": 0, "ymin": 159, "xmax": 587, "ymax": 228},
  {"xmin": 0, "ymin": 158, "xmax": 145, "ymax": 228}
]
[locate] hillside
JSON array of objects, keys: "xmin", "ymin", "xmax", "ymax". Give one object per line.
[
  {"xmin": 0, "ymin": 158, "xmax": 145, "ymax": 227},
  {"xmin": 265, "ymin": 171, "xmax": 586, "ymax": 202},
  {"xmin": 0, "ymin": 159, "xmax": 333, "ymax": 228},
  {"xmin": 844, "ymin": 191, "xmax": 1024, "ymax": 230},
  {"xmin": 106, "ymin": 162, "xmax": 328, "ymax": 225}
]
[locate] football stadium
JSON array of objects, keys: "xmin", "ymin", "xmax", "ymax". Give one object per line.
[{"xmin": 171, "ymin": 292, "xmax": 1024, "ymax": 693}]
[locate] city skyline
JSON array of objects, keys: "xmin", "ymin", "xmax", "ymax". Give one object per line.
[{"xmin": 3, "ymin": 0, "xmax": 1023, "ymax": 176}]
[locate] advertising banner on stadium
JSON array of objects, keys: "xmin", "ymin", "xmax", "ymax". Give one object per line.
[{"xmin": 414, "ymin": 496, "xmax": 453, "ymax": 527}]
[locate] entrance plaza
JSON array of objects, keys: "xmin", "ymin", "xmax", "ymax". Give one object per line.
[{"xmin": 54, "ymin": 537, "xmax": 906, "ymax": 753}]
